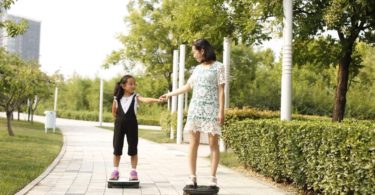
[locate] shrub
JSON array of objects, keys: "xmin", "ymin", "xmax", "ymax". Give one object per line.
[
  {"xmin": 159, "ymin": 111, "xmax": 185, "ymax": 138},
  {"xmin": 222, "ymin": 119, "xmax": 375, "ymax": 194},
  {"xmin": 224, "ymin": 107, "xmax": 329, "ymax": 124}
]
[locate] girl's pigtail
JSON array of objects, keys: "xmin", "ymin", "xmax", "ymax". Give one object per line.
[
  {"xmin": 115, "ymin": 82, "xmax": 124, "ymax": 101},
  {"xmin": 113, "ymin": 82, "xmax": 121, "ymax": 101}
]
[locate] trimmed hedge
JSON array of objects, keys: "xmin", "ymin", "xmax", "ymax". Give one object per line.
[
  {"xmin": 159, "ymin": 107, "xmax": 330, "ymax": 138},
  {"xmin": 225, "ymin": 107, "xmax": 330, "ymax": 123},
  {"xmin": 51, "ymin": 110, "xmax": 160, "ymax": 126},
  {"xmin": 222, "ymin": 119, "xmax": 375, "ymax": 194}
]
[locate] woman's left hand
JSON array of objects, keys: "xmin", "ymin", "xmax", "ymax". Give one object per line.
[{"xmin": 217, "ymin": 112, "xmax": 224, "ymax": 125}]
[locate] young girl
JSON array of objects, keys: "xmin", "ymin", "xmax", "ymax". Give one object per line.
[
  {"xmin": 110, "ymin": 75, "xmax": 161, "ymax": 180},
  {"xmin": 160, "ymin": 39, "xmax": 225, "ymax": 187}
]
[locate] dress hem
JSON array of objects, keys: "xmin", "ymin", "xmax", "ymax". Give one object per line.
[{"xmin": 184, "ymin": 129, "xmax": 221, "ymax": 136}]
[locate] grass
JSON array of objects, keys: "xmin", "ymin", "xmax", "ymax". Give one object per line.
[
  {"xmin": 99, "ymin": 126, "xmax": 176, "ymax": 143},
  {"xmin": 0, "ymin": 118, "xmax": 63, "ymax": 195},
  {"xmin": 218, "ymin": 150, "xmax": 242, "ymax": 168},
  {"xmin": 137, "ymin": 129, "xmax": 176, "ymax": 143}
]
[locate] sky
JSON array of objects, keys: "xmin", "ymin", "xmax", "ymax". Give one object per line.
[
  {"xmin": 8, "ymin": 0, "xmax": 128, "ymax": 80},
  {"xmin": 7, "ymin": 0, "xmax": 284, "ymax": 81}
]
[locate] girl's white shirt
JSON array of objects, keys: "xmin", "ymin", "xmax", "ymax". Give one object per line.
[{"xmin": 114, "ymin": 94, "xmax": 139, "ymax": 114}]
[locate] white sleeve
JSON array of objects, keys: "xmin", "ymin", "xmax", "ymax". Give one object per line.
[
  {"xmin": 217, "ymin": 63, "xmax": 226, "ymax": 85},
  {"xmin": 187, "ymin": 69, "xmax": 195, "ymax": 88}
]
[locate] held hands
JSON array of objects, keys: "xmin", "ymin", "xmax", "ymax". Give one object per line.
[
  {"xmin": 159, "ymin": 94, "xmax": 169, "ymax": 102},
  {"xmin": 155, "ymin": 98, "xmax": 163, "ymax": 103}
]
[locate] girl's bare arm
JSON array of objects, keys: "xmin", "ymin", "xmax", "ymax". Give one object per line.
[
  {"xmin": 112, "ymin": 100, "xmax": 117, "ymax": 118},
  {"xmin": 137, "ymin": 96, "xmax": 161, "ymax": 103}
]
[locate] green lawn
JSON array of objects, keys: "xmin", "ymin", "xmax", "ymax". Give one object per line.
[
  {"xmin": 0, "ymin": 118, "xmax": 63, "ymax": 195},
  {"xmin": 99, "ymin": 126, "xmax": 176, "ymax": 143}
]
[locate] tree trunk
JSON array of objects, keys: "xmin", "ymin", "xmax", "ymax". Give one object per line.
[
  {"xmin": 31, "ymin": 110, "xmax": 34, "ymax": 124},
  {"xmin": 17, "ymin": 106, "xmax": 21, "ymax": 121},
  {"xmin": 6, "ymin": 111, "xmax": 15, "ymax": 136},
  {"xmin": 31, "ymin": 98, "xmax": 40, "ymax": 124},
  {"xmin": 28, "ymin": 101, "xmax": 31, "ymax": 122},
  {"xmin": 332, "ymin": 48, "xmax": 352, "ymax": 122}
]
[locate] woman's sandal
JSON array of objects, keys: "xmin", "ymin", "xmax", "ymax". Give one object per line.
[
  {"xmin": 208, "ymin": 176, "xmax": 217, "ymax": 187},
  {"xmin": 186, "ymin": 175, "xmax": 197, "ymax": 188}
]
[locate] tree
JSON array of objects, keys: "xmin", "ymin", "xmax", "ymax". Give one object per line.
[
  {"xmin": 104, "ymin": 0, "xmax": 175, "ymax": 89},
  {"xmin": 293, "ymin": 37, "xmax": 341, "ymax": 70},
  {"xmin": 0, "ymin": 49, "xmax": 51, "ymax": 136},
  {"xmin": 345, "ymin": 43, "xmax": 375, "ymax": 119},
  {"xmin": 0, "ymin": 0, "xmax": 28, "ymax": 37},
  {"xmin": 0, "ymin": 51, "xmax": 29, "ymax": 136},
  {"xmin": 354, "ymin": 43, "xmax": 375, "ymax": 86},
  {"xmin": 166, "ymin": 0, "xmax": 232, "ymax": 50},
  {"xmin": 104, "ymin": 0, "xmax": 233, "ymax": 91},
  {"xmin": 230, "ymin": 45, "xmax": 276, "ymax": 107},
  {"xmin": 27, "ymin": 63, "xmax": 54, "ymax": 123},
  {"xmin": 228, "ymin": 0, "xmax": 375, "ymax": 121},
  {"xmin": 292, "ymin": 37, "xmax": 364, "ymax": 88}
]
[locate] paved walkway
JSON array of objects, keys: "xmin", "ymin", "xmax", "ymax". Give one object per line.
[{"xmin": 3, "ymin": 113, "xmax": 292, "ymax": 195}]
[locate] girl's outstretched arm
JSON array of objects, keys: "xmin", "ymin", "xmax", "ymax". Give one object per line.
[
  {"xmin": 160, "ymin": 83, "xmax": 191, "ymax": 100},
  {"xmin": 112, "ymin": 100, "xmax": 117, "ymax": 118},
  {"xmin": 137, "ymin": 96, "xmax": 161, "ymax": 103}
]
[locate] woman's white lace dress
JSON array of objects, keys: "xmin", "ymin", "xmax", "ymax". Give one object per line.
[{"xmin": 184, "ymin": 61, "xmax": 226, "ymax": 135}]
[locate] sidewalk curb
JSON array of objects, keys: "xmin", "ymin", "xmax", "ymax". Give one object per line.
[{"xmin": 15, "ymin": 132, "xmax": 67, "ymax": 195}]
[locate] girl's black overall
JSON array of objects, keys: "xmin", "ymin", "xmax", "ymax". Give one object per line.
[{"xmin": 113, "ymin": 94, "xmax": 138, "ymax": 156}]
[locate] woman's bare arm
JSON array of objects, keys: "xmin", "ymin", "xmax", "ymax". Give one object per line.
[
  {"xmin": 160, "ymin": 83, "xmax": 191, "ymax": 100},
  {"xmin": 217, "ymin": 84, "xmax": 225, "ymax": 125}
]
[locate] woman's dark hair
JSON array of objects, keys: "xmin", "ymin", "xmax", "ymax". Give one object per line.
[
  {"xmin": 114, "ymin": 74, "xmax": 134, "ymax": 100},
  {"xmin": 193, "ymin": 39, "xmax": 216, "ymax": 63}
]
